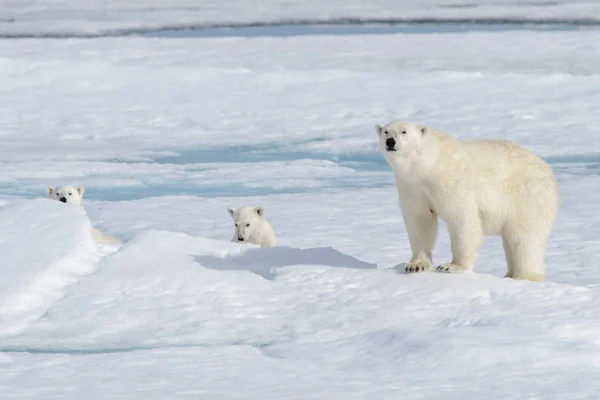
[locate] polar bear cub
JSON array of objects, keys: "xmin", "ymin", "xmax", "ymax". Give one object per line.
[
  {"xmin": 47, "ymin": 185, "xmax": 124, "ymax": 246},
  {"xmin": 376, "ymin": 120, "xmax": 560, "ymax": 282},
  {"xmin": 227, "ymin": 206, "xmax": 276, "ymax": 248},
  {"xmin": 46, "ymin": 185, "xmax": 85, "ymax": 205}
]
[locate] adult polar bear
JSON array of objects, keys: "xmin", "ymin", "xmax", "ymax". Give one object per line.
[{"xmin": 376, "ymin": 120, "xmax": 559, "ymax": 281}]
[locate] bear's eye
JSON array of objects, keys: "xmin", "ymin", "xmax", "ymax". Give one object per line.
[
  {"xmin": 384, "ymin": 130, "xmax": 388, "ymax": 135},
  {"xmin": 246, "ymin": 224, "xmax": 250, "ymax": 227},
  {"xmin": 401, "ymin": 131, "xmax": 407, "ymax": 134},
  {"xmin": 56, "ymin": 193, "xmax": 60, "ymax": 196},
  {"xmin": 68, "ymin": 193, "xmax": 72, "ymax": 196},
  {"xmin": 235, "ymin": 223, "xmax": 238, "ymax": 227}
]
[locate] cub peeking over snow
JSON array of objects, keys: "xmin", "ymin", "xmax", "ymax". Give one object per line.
[
  {"xmin": 47, "ymin": 185, "xmax": 85, "ymax": 206},
  {"xmin": 376, "ymin": 120, "xmax": 559, "ymax": 282},
  {"xmin": 227, "ymin": 206, "xmax": 276, "ymax": 248},
  {"xmin": 46, "ymin": 185, "xmax": 124, "ymax": 246}
]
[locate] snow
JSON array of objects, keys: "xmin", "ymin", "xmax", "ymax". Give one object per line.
[
  {"xmin": 0, "ymin": 200, "xmax": 103, "ymax": 338},
  {"xmin": 2, "ymin": 31, "xmax": 600, "ymax": 201},
  {"xmin": 2, "ymin": 3, "xmax": 600, "ymax": 398},
  {"xmin": 1, "ymin": 201, "xmax": 600, "ymax": 399}
]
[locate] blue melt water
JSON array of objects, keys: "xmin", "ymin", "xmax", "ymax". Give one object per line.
[
  {"xmin": 1, "ymin": 144, "xmax": 598, "ymax": 202},
  {"xmin": 0, "ymin": 143, "xmax": 393, "ymax": 201}
]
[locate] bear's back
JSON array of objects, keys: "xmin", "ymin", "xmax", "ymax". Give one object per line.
[{"xmin": 460, "ymin": 139, "xmax": 550, "ymax": 178}]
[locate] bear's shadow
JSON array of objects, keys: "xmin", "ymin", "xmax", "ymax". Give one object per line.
[{"xmin": 194, "ymin": 246, "xmax": 378, "ymax": 280}]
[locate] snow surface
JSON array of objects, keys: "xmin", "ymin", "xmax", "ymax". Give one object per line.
[
  {"xmin": 2, "ymin": 8, "xmax": 600, "ymax": 399},
  {"xmin": 2, "ymin": 200, "xmax": 600, "ymax": 399}
]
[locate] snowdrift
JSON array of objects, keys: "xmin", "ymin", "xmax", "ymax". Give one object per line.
[{"xmin": 0, "ymin": 199, "xmax": 101, "ymax": 337}]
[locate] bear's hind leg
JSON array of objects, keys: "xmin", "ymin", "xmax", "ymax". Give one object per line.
[
  {"xmin": 501, "ymin": 231, "xmax": 546, "ymax": 282},
  {"xmin": 503, "ymin": 174, "xmax": 558, "ymax": 282}
]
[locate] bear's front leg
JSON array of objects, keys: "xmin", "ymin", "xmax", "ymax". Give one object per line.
[
  {"xmin": 403, "ymin": 208, "xmax": 438, "ymax": 273},
  {"xmin": 436, "ymin": 210, "xmax": 482, "ymax": 274}
]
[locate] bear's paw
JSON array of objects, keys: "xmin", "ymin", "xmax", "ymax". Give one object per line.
[{"xmin": 405, "ymin": 259, "xmax": 432, "ymax": 273}]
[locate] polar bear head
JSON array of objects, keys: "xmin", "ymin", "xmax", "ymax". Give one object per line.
[
  {"xmin": 375, "ymin": 120, "xmax": 428, "ymax": 159},
  {"xmin": 46, "ymin": 185, "xmax": 85, "ymax": 206},
  {"xmin": 227, "ymin": 206, "xmax": 266, "ymax": 243}
]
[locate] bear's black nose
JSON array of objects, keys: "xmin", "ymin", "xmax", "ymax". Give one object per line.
[
  {"xmin": 385, "ymin": 137, "xmax": 396, "ymax": 149},
  {"xmin": 60, "ymin": 197, "xmax": 67, "ymax": 203},
  {"xmin": 238, "ymin": 237, "xmax": 244, "ymax": 241}
]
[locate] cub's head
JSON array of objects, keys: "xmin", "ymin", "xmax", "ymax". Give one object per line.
[
  {"xmin": 227, "ymin": 206, "xmax": 265, "ymax": 243},
  {"xmin": 375, "ymin": 120, "xmax": 428, "ymax": 159},
  {"xmin": 46, "ymin": 185, "xmax": 85, "ymax": 206}
]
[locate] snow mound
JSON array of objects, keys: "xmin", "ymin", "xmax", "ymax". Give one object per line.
[
  {"xmin": 1, "ymin": 231, "xmax": 381, "ymax": 352},
  {"xmin": 2, "ymin": 229, "xmax": 597, "ymax": 358},
  {"xmin": 0, "ymin": 199, "xmax": 103, "ymax": 338},
  {"xmin": 1, "ymin": 225, "xmax": 600, "ymax": 398}
]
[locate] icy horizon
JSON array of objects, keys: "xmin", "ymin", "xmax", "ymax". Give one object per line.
[{"xmin": 3, "ymin": 0, "xmax": 600, "ymax": 37}]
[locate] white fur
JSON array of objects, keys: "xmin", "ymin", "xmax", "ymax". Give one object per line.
[
  {"xmin": 46, "ymin": 185, "xmax": 124, "ymax": 246},
  {"xmin": 90, "ymin": 227, "xmax": 124, "ymax": 246},
  {"xmin": 376, "ymin": 120, "xmax": 560, "ymax": 282},
  {"xmin": 227, "ymin": 206, "xmax": 276, "ymax": 248}
]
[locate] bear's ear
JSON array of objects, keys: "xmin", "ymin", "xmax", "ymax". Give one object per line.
[
  {"xmin": 76, "ymin": 186, "xmax": 85, "ymax": 197},
  {"xmin": 375, "ymin": 124, "xmax": 384, "ymax": 136},
  {"xmin": 418, "ymin": 125, "xmax": 429, "ymax": 136},
  {"xmin": 227, "ymin": 207, "xmax": 236, "ymax": 218},
  {"xmin": 255, "ymin": 207, "xmax": 264, "ymax": 216},
  {"xmin": 46, "ymin": 186, "xmax": 54, "ymax": 196}
]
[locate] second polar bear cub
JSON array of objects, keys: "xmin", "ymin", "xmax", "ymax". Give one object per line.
[
  {"xmin": 227, "ymin": 206, "xmax": 276, "ymax": 248},
  {"xmin": 47, "ymin": 185, "xmax": 124, "ymax": 246},
  {"xmin": 376, "ymin": 120, "xmax": 559, "ymax": 282}
]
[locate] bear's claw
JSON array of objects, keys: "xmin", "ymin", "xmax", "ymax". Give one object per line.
[
  {"xmin": 435, "ymin": 263, "xmax": 469, "ymax": 274},
  {"xmin": 404, "ymin": 260, "xmax": 432, "ymax": 274}
]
